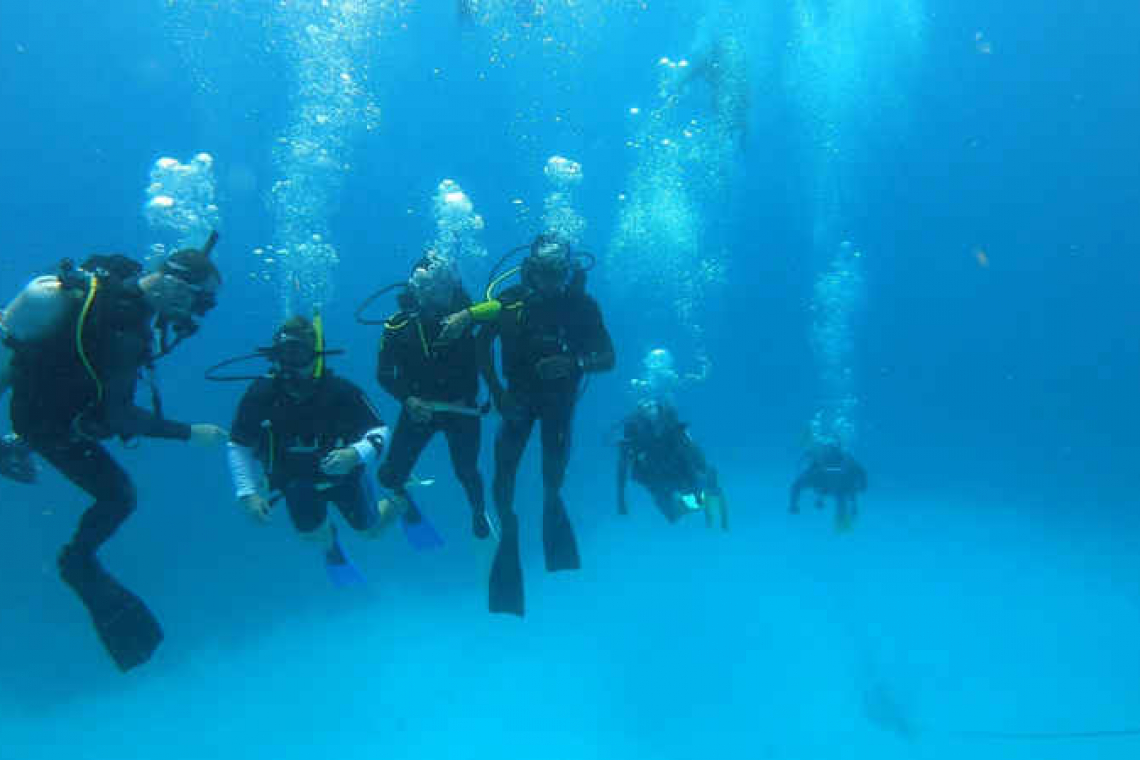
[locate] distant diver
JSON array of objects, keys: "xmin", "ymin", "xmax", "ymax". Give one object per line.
[
  {"xmin": 0, "ymin": 235, "xmax": 227, "ymax": 671},
  {"xmin": 617, "ymin": 398, "xmax": 728, "ymax": 530},
  {"xmin": 789, "ymin": 442, "xmax": 867, "ymax": 531}
]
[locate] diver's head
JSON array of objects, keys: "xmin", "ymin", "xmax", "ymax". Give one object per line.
[
  {"xmin": 142, "ymin": 248, "xmax": 221, "ymax": 328},
  {"xmin": 644, "ymin": 348, "xmax": 674, "ymax": 374},
  {"xmin": 408, "ymin": 252, "xmax": 458, "ymax": 315},
  {"xmin": 270, "ymin": 316, "xmax": 319, "ymax": 389},
  {"xmin": 524, "ymin": 235, "xmax": 573, "ymax": 297},
  {"xmin": 637, "ymin": 397, "xmax": 672, "ymax": 434}
]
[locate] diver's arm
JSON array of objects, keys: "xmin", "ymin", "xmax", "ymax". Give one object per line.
[
  {"xmin": 578, "ymin": 298, "xmax": 615, "ymax": 373},
  {"xmin": 789, "ymin": 473, "xmax": 806, "ymax": 514},
  {"xmin": 100, "ymin": 344, "xmax": 190, "ymax": 440},
  {"xmin": 376, "ymin": 331, "xmax": 411, "ymax": 401},
  {"xmin": 476, "ymin": 324, "xmax": 505, "ymax": 403},
  {"xmin": 0, "ymin": 340, "xmax": 11, "ymax": 400},
  {"xmin": 226, "ymin": 442, "xmax": 264, "ymax": 499},
  {"xmin": 617, "ymin": 443, "xmax": 630, "ymax": 515}
]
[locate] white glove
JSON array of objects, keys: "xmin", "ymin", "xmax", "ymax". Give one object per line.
[
  {"xmin": 189, "ymin": 423, "xmax": 229, "ymax": 447},
  {"xmin": 321, "ymin": 446, "xmax": 363, "ymax": 476},
  {"xmin": 240, "ymin": 493, "xmax": 272, "ymax": 523}
]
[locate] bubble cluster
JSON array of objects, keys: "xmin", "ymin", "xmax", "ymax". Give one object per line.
[
  {"xmin": 541, "ymin": 155, "xmax": 586, "ymax": 245},
  {"xmin": 787, "ymin": 0, "xmax": 926, "ymax": 214},
  {"xmin": 630, "ymin": 347, "xmax": 681, "ymax": 403},
  {"xmin": 143, "ymin": 153, "xmax": 219, "ymax": 251},
  {"xmin": 607, "ymin": 19, "xmax": 746, "ymax": 347},
  {"xmin": 809, "ymin": 240, "xmax": 864, "ymax": 448},
  {"xmin": 431, "ymin": 179, "xmax": 486, "ymax": 263},
  {"xmin": 267, "ymin": 0, "xmax": 387, "ymax": 315}
]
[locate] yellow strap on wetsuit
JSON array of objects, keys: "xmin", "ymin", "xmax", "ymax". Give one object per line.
[
  {"xmin": 76, "ymin": 275, "xmax": 103, "ymax": 401},
  {"xmin": 312, "ymin": 309, "xmax": 325, "ymax": 379}
]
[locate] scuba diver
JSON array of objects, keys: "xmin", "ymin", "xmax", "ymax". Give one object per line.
[
  {"xmin": 790, "ymin": 442, "xmax": 867, "ymax": 531},
  {"xmin": 0, "ymin": 236, "xmax": 228, "ymax": 671},
  {"xmin": 219, "ymin": 315, "xmax": 390, "ymax": 586},
  {"xmin": 372, "ymin": 252, "xmax": 491, "ymax": 544},
  {"xmin": 450, "ymin": 234, "xmax": 614, "ymax": 616},
  {"xmin": 617, "ymin": 397, "xmax": 727, "ymax": 530}
]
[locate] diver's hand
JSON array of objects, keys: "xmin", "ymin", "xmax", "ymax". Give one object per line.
[
  {"xmin": 240, "ymin": 493, "xmax": 272, "ymax": 523},
  {"xmin": 535, "ymin": 354, "xmax": 578, "ymax": 380},
  {"xmin": 405, "ymin": 396, "xmax": 434, "ymax": 424},
  {"xmin": 189, "ymin": 423, "xmax": 229, "ymax": 448},
  {"xmin": 436, "ymin": 308, "xmax": 473, "ymax": 346},
  {"xmin": 321, "ymin": 447, "xmax": 362, "ymax": 476}
]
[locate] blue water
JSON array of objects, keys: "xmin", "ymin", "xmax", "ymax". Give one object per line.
[{"xmin": 2, "ymin": 1, "xmax": 1139, "ymax": 758}]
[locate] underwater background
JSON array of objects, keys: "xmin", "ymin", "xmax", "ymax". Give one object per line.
[{"xmin": 1, "ymin": 1, "xmax": 1138, "ymax": 758}]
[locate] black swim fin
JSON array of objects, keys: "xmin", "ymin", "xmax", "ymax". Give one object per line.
[
  {"xmin": 542, "ymin": 496, "xmax": 580, "ymax": 572},
  {"xmin": 489, "ymin": 513, "xmax": 524, "ymax": 616},
  {"xmin": 59, "ymin": 549, "xmax": 163, "ymax": 672}
]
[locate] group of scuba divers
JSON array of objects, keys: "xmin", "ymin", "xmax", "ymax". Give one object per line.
[{"xmin": 0, "ymin": 230, "xmax": 867, "ymax": 673}]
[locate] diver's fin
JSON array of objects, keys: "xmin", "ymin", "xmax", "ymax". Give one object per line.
[
  {"xmin": 0, "ymin": 434, "xmax": 37, "ymax": 484},
  {"xmin": 542, "ymin": 497, "xmax": 580, "ymax": 572},
  {"xmin": 400, "ymin": 499, "xmax": 445, "ymax": 551},
  {"xmin": 489, "ymin": 513, "xmax": 524, "ymax": 616},
  {"xmin": 59, "ymin": 550, "xmax": 163, "ymax": 672},
  {"xmin": 325, "ymin": 526, "xmax": 366, "ymax": 587}
]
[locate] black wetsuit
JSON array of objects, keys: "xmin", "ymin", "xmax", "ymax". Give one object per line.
[
  {"xmin": 479, "ymin": 283, "xmax": 614, "ymax": 550},
  {"xmin": 618, "ymin": 404, "xmax": 718, "ymax": 522},
  {"xmin": 6, "ymin": 276, "xmax": 190, "ymax": 671},
  {"xmin": 375, "ymin": 297, "xmax": 485, "ymax": 523},
  {"xmin": 230, "ymin": 372, "xmax": 384, "ymax": 534},
  {"xmin": 790, "ymin": 445, "xmax": 867, "ymax": 515}
]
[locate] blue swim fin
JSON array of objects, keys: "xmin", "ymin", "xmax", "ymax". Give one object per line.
[
  {"xmin": 400, "ymin": 498, "xmax": 445, "ymax": 551},
  {"xmin": 325, "ymin": 527, "xmax": 366, "ymax": 587}
]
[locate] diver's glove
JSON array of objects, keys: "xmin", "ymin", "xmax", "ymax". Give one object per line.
[
  {"xmin": 321, "ymin": 447, "xmax": 362, "ymax": 476},
  {"xmin": 535, "ymin": 354, "xmax": 578, "ymax": 380},
  {"xmin": 240, "ymin": 493, "xmax": 272, "ymax": 523},
  {"xmin": 436, "ymin": 308, "xmax": 473, "ymax": 346},
  {"xmin": 189, "ymin": 423, "xmax": 228, "ymax": 447},
  {"xmin": 405, "ymin": 396, "xmax": 434, "ymax": 424}
]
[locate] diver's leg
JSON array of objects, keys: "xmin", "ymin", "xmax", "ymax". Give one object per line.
[
  {"xmin": 443, "ymin": 415, "xmax": 489, "ymax": 538},
  {"xmin": 491, "ymin": 410, "xmax": 534, "ymax": 522},
  {"xmin": 35, "ymin": 438, "xmax": 137, "ymax": 560},
  {"xmin": 539, "ymin": 394, "xmax": 580, "ymax": 571},
  {"xmin": 331, "ymin": 471, "xmax": 381, "ymax": 536},
  {"xmin": 32, "ymin": 436, "xmax": 162, "ymax": 671},
  {"xmin": 488, "ymin": 406, "xmax": 534, "ymax": 616},
  {"xmin": 377, "ymin": 410, "xmax": 434, "ymax": 496},
  {"xmin": 282, "ymin": 480, "xmax": 333, "ymax": 548},
  {"xmin": 651, "ymin": 485, "xmax": 683, "ymax": 523}
]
